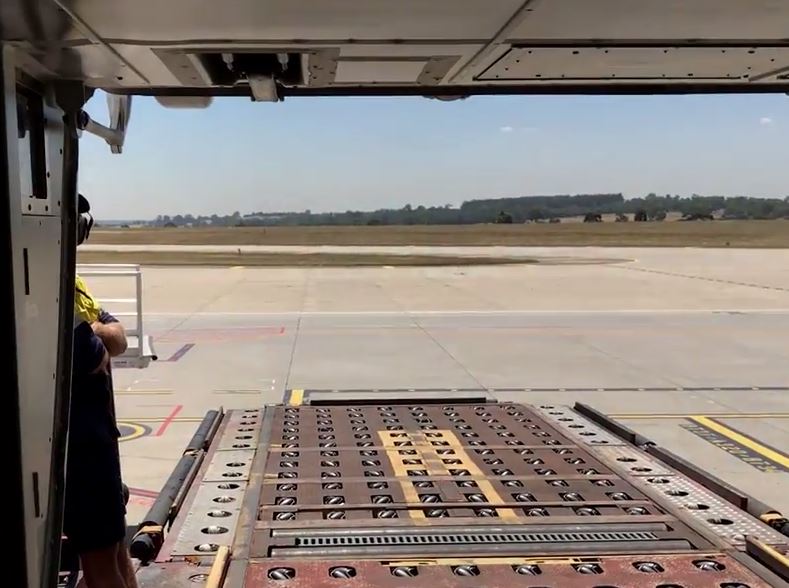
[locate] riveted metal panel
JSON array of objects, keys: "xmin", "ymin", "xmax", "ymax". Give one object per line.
[
  {"xmin": 170, "ymin": 481, "xmax": 247, "ymax": 556},
  {"xmin": 245, "ymin": 553, "xmax": 772, "ymax": 587}
]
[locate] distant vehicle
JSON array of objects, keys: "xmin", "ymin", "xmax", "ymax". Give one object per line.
[
  {"xmin": 584, "ymin": 213, "xmax": 603, "ymax": 223},
  {"xmin": 681, "ymin": 213, "xmax": 715, "ymax": 221},
  {"xmin": 495, "ymin": 211, "xmax": 514, "ymax": 224}
]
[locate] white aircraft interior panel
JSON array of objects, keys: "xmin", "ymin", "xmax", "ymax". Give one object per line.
[
  {"xmin": 69, "ymin": 45, "xmax": 147, "ymax": 87},
  {"xmin": 63, "ymin": 0, "xmax": 522, "ymax": 42},
  {"xmin": 338, "ymin": 45, "xmax": 479, "ymax": 59},
  {"xmin": 335, "ymin": 60, "xmax": 429, "ymax": 84},
  {"xmin": 112, "ymin": 45, "xmax": 201, "ymax": 87},
  {"xmin": 479, "ymin": 47, "xmax": 789, "ymax": 83},
  {"xmin": 511, "ymin": 0, "xmax": 789, "ymax": 40}
]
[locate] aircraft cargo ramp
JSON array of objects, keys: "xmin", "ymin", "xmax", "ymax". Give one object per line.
[{"xmin": 133, "ymin": 398, "xmax": 789, "ymax": 588}]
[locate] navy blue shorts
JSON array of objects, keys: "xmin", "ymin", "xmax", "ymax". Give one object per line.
[{"xmin": 63, "ymin": 439, "xmax": 127, "ymax": 553}]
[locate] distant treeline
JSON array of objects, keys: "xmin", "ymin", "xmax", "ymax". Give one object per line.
[{"xmin": 149, "ymin": 193, "xmax": 789, "ymax": 227}]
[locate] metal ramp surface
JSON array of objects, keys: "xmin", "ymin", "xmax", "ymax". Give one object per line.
[{"xmin": 138, "ymin": 400, "xmax": 789, "ymax": 587}]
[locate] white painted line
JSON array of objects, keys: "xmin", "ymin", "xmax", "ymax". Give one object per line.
[{"xmin": 139, "ymin": 308, "xmax": 789, "ymax": 317}]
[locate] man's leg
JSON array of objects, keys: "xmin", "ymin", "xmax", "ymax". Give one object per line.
[
  {"xmin": 79, "ymin": 543, "xmax": 126, "ymax": 588},
  {"xmin": 117, "ymin": 543, "xmax": 139, "ymax": 588},
  {"xmin": 65, "ymin": 439, "xmax": 130, "ymax": 588}
]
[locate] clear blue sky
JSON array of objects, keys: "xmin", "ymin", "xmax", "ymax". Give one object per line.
[{"xmin": 80, "ymin": 92, "xmax": 788, "ymax": 220}]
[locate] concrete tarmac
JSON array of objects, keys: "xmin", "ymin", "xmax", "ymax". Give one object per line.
[{"xmin": 80, "ymin": 247, "xmax": 789, "ymax": 522}]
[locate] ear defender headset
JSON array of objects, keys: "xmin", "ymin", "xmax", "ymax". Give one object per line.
[{"xmin": 77, "ymin": 193, "xmax": 93, "ymax": 245}]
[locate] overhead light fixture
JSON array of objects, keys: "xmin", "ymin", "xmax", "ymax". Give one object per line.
[{"xmin": 248, "ymin": 74, "xmax": 279, "ymax": 102}]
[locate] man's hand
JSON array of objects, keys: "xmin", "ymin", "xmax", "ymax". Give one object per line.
[{"xmin": 91, "ymin": 321, "xmax": 128, "ymax": 357}]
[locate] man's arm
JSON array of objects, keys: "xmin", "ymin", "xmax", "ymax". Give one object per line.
[
  {"xmin": 74, "ymin": 322, "xmax": 110, "ymax": 374},
  {"xmin": 92, "ymin": 321, "xmax": 127, "ymax": 357},
  {"xmin": 92, "ymin": 310, "xmax": 128, "ymax": 357}
]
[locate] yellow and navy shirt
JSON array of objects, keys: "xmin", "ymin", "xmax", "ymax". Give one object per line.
[
  {"xmin": 71, "ymin": 276, "xmax": 120, "ymax": 443},
  {"xmin": 74, "ymin": 275, "xmax": 101, "ymax": 325}
]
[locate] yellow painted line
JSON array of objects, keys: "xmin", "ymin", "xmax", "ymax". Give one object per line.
[
  {"xmin": 409, "ymin": 431, "xmax": 450, "ymax": 481},
  {"xmin": 378, "ymin": 431, "xmax": 425, "ymax": 519},
  {"xmin": 377, "ymin": 429, "xmax": 521, "ymax": 521},
  {"xmin": 438, "ymin": 430, "xmax": 518, "ymax": 521},
  {"xmin": 231, "ymin": 265, "xmax": 245, "ymax": 270},
  {"xmin": 611, "ymin": 413, "xmax": 789, "ymax": 419},
  {"xmin": 288, "ymin": 389, "xmax": 304, "ymax": 406},
  {"xmin": 690, "ymin": 416, "xmax": 789, "ymax": 469},
  {"xmin": 747, "ymin": 537, "xmax": 789, "ymax": 567},
  {"xmin": 117, "ymin": 421, "xmax": 148, "ymax": 442},
  {"xmin": 205, "ymin": 545, "xmax": 230, "ymax": 588}
]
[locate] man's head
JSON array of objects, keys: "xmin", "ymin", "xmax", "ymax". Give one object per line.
[{"xmin": 77, "ymin": 193, "xmax": 93, "ymax": 245}]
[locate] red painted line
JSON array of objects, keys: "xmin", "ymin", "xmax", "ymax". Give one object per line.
[
  {"xmin": 129, "ymin": 496, "xmax": 155, "ymax": 506},
  {"xmin": 128, "ymin": 487, "xmax": 159, "ymax": 499},
  {"xmin": 155, "ymin": 404, "xmax": 183, "ymax": 437}
]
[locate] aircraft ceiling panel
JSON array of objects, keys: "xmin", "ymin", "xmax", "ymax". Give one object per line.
[
  {"xmin": 57, "ymin": 44, "xmax": 195, "ymax": 88},
  {"xmin": 63, "ymin": 0, "xmax": 789, "ymax": 44},
  {"xmin": 4, "ymin": 0, "xmax": 789, "ymax": 95},
  {"xmin": 70, "ymin": 45, "xmax": 147, "ymax": 86},
  {"xmin": 335, "ymin": 60, "xmax": 428, "ymax": 84},
  {"xmin": 478, "ymin": 46, "xmax": 789, "ymax": 83},
  {"xmin": 337, "ymin": 45, "xmax": 479, "ymax": 59},
  {"xmin": 61, "ymin": 0, "xmax": 520, "ymax": 42},
  {"xmin": 511, "ymin": 0, "xmax": 789, "ymax": 40},
  {"xmin": 115, "ymin": 46, "xmax": 207, "ymax": 86}
]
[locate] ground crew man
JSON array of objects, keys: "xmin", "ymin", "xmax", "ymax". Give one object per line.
[{"xmin": 64, "ymin": 195, "xmax": 138, "ymax": 588}]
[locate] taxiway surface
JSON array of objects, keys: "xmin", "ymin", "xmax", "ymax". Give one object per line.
[{"xmin": 80, "ymin": 247, "xmax": 789, "ymax": 521}]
